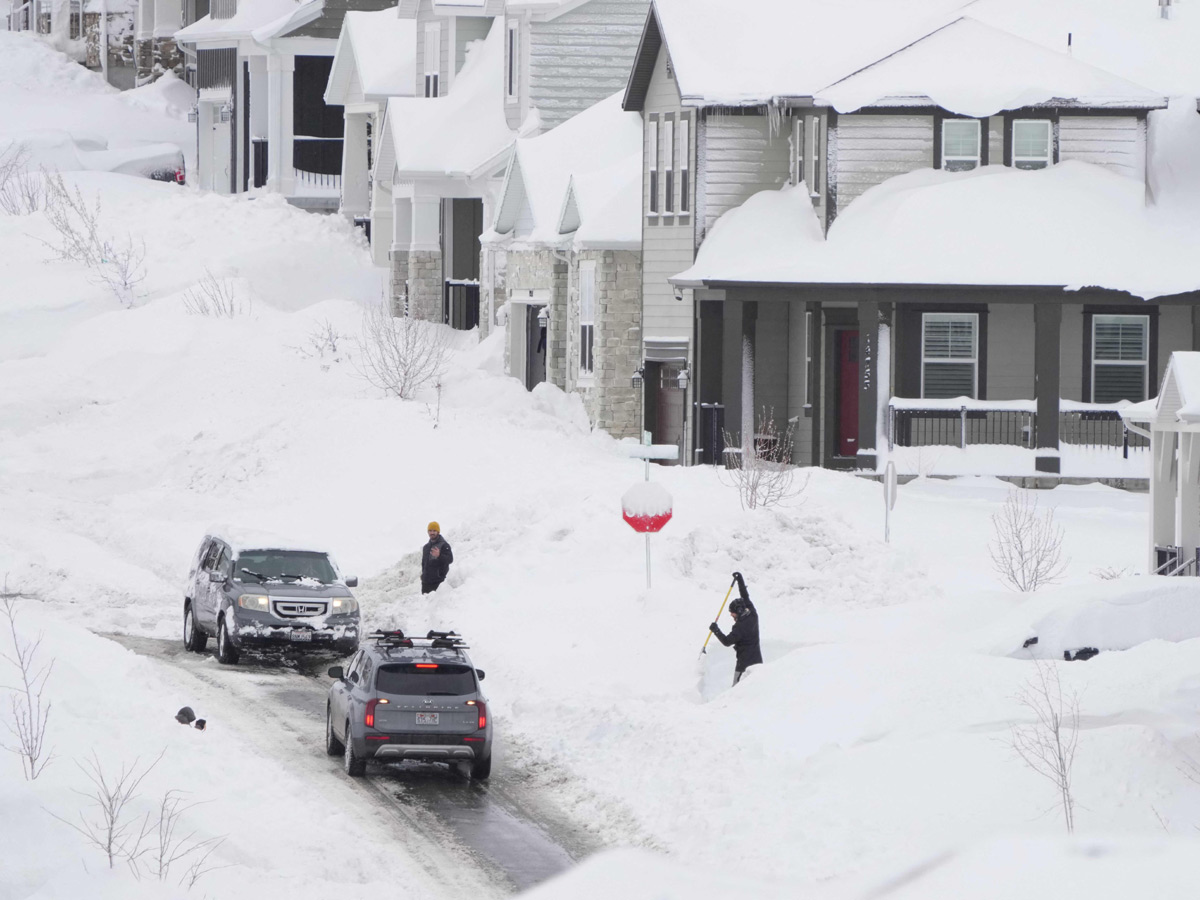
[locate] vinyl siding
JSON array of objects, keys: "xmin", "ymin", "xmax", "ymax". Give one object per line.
[
  {"xmin": 986, "ymin": 304, "xmax": 1034, "ymax": 400},
  {"xmin": 526, "ymin": 0, "xmax": 648, "ymax": 132},
  {"xmin": 1159, "ymin": 305, "xmax": 1191, "ymax": 376},
  {"xmin": 1060, "ymin": 304, "xmax": 1083, "ymax": 401},
  {"xmin": 413, "ymin": 2, "xmax": 451, "ymax": 96},
  {"xmin": 754, "ymin": 301, "xmax": 790, "ymax": 426},
  {"xmin": 1058, "ymin": 116, "xmax": 1144, "ymax": 182},
  {"xmin": 835, "ymin": 114, "xmax": 933, "ymax": 215},
  {"xmin": 703, "ymin": 112, "xmax": 790, "ymax": 236}
]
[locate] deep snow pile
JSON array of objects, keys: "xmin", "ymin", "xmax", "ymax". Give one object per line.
[{"xmin": 8, "ymin": 30, "xmax": 1200, "ymax": 900}]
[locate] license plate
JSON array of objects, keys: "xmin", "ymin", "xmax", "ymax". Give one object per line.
[
  {"xmin": 415, "ymin": 712, "xmax": 439, "ymax": 726},
  {"xmin": 289, "ymin": 631, "xmax": 312, "ymax": 642}
]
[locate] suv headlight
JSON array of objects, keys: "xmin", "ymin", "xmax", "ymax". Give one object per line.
[
  {"xmin": 237, "ymin": 594, "xmax": 270, "ymax": 612},
  {"xmin": 330, "ymin": 596, "xmax": 358, "ymax": 614}
]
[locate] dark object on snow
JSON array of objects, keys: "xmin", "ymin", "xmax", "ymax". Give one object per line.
[
  {"xmin": 194, "ymin": 719, "xmax": 207, "ymax": 731},
  {"xmin": 175, "ymin": 706, "xmax": 196, "ymax": 725},
  {"xmin": 421, "ymin": 530, "xmax": 454, "ymax": 594},
  {"xmin": 1064, "ymin": 647, "xmax": 1100, "ymax": 662},
  {"xmin": 709, "ymin": 575, "xmax": 763, "ymax": 685},
  {"xmin": 1022, "ymin": 636, "xmax": 1039, "ymax": 648}
]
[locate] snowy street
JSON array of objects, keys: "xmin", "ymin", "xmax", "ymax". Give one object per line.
[{"xmin": 7, "ymin": 10, "xmax": 1200, "ymax": 900}]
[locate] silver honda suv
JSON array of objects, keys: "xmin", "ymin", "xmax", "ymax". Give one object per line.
[
  {"xmin": 325, "ymin": 630, "xmax": 492, "ymax": 780},
  {"xmin": 182, "ymin": 532, "xmax": 361, "ymax": 664}
]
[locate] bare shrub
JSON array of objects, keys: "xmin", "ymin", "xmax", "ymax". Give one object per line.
[
  {"xmin": 718, "ymin": 408, "xmax": 808, "ymax": 510},
  {"xmin": 92, "ymin": 236, "xmax": 147, "ymax": 309},
  {"xmin": 1092, "ymin": 565, "xmax": 1133, "ymax": 581},
  {"xmin": 147, "ymin": 790, "xmax": 225, "ymax": 884},
  {"xmin": 182, "ymin": 270, "xmax": 243, "ymax": 318},
  {"xmin": 0, "ymin": 145, "xmax": 46, "ymax": 215},
  {"xmin": 50, "ymin": 751, "xmax": 164, "ymax": 869},
  {"xmin": 989, "ymin": 489, "xmax": 1068, "ymax": 592},
  {"xmin": 42, "ymin": 171, "xmax": 107, "ymax": 267},
  {"xmin": 294, "ymin": 318, "xmax": 347, "ymax": 368},
  {"xmin": 0, "ymin": 581, "xmax": 54, "ymax": 780},
  {"xmin": 1011, "ymin": 660, "xmax": 1079, "ymax": 833},
  {"xmin": 356, "ymin": 300, "xmax": 451, "ymax": 400}
]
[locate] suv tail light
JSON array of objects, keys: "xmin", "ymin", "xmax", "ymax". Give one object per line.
[
  {"xmin": 467, "ymin": 699, "xmax": 487, "ymax": 729},
  {"xmin": 365, "ymin": 698, "xmax": 387, "ymax": 728}
]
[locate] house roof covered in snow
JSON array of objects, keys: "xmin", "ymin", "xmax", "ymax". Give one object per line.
[
  {"xmin": 376, "ymin": 18, "xmax": 517, "ymax": 181},
  {"xmin": 1122, "ymin": 352, "xmax": 1200, "ymax": 429},
  {"xmin": 396, "ymin": 0, "xmax": 502, "ymax": 17},
  {"xmin": 325, "ymin": 9, "xmax": 416, "ymax": 104},
  {"xmin": 486, "ymin": 91, "xmax": 641, "ymax": 250},
  {"xmin": 671, "ymin": 161, "xmax": 1200, "ymax": 301},
  {"xmin": 175, "ymin": 0, "xmax": 309, "ymax": 43},
  {"xmin": 819, "ymin": 17, "xmax": 1167, "ymax": 116}
]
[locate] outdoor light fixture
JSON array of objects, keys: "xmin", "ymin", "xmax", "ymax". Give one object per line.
[
  {"xmin": 537, "ymin": 306, "xmax": 548, "ymax": 326},
  {"xmin": 676, "ymin": 366, "xmax": 690, "ymax": 391},
  {"xmin": 187, "ymin": 106, "xmax": 198, "ymax": 123},
  {"xmin": 218, "ymin": 102, "xmax": 234, "ymax": 124},
  {"xmin": 673, "ymin": 284, "xmax": 684, "ymax": 302},
  {"xmin": 631, "ymin": 367, "xmax": 644, "ymax": 389}
]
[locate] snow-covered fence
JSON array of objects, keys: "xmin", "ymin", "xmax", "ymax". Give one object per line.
[{"xmin": 888, "ymin": 397, "xmax": 1146, "ymax": 457}]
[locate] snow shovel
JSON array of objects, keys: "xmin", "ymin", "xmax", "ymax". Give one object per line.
[{"xmin": 699, "ymin": 576, "xmax": 737, "ymax": 657}]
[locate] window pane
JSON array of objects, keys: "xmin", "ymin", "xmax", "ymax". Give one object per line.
[
  {"xmin": 1094, "ymin": 364, "xmax": 1145, "ymax": 403},
  {"xmin": 942, "ymin": 119, "xmax": 979, "ymax": 171},
  {"xmin": 923, "ymin": 362, "xmax": 975, "ymax": 399},
  {"xmin": 1013, "ymin": 120, "xmax": 1050, "ymax": 168},
  {"xmin": 923, "ymin": 315, "xmax": 975, "ymax": 359},
  {"xmin": 1094, "ymin": 315, "xmax": 1146, "ymax": 361}
]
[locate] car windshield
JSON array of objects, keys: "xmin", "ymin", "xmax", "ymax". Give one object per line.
[
  {"xmin": 376, "ymin": 664, "xmax": 477, "ymax": 696},
  {"xmin": 234, "ymin": 550, "xmax": 337, "ymax": 583}
]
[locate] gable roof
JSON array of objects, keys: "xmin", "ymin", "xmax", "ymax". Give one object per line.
[
  {"xmin": 488, "ymin": 91, "xmax": 641, "ymax": 248},
  {"xmin": 325, "ymin": 8, "xmax": 416, "ymax": 104},
  {"xmin": 819, "ymin": 17, "xmax": 1167, "ymax": 115},
  {"xmin": 174, "ymin": 0, "xmax": 304, "ymax": 42},
  {"xmin": 376, "ymin": 17, "xmax": 517, "ymax": 180},
  {"xmin": 1122, "ymin": 352, "xmax": 1200, "ymax": 430}
]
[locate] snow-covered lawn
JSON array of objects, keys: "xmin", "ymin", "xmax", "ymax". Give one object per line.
[{"xmin": 6, "ymin": 30, "xmax": 1200, "ymax": 900}]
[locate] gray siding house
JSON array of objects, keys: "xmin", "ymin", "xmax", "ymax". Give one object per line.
[{"xmin": 625, "ymin": 1, "xmax": 1200, "ymax": 475}]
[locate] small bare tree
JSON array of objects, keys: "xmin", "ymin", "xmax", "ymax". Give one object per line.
[
  {"xmin": 41, "ymin": 171, "xmax": 108, "ymax": 267},
  {"xmin": 356, "ymin": 300, "xmax": 451, "ymax": 400},
  {"xmin": 1011, "ymin": 660, "xmax": 1080, "ymax": 833},
  {"xmin": 92, "ymin": 236, "xmax": 147, "ymax": 309},
  {"xmin": 147, "ymin": 790, "xmax": 225, "ymax": 884},
  {"xmin": 0, "ymin": 145, "xmax": 46, "ymax": 215},
  {"xmin": 182, "ymin": 270, "xmax": 243, "ymax": 318},
  {"xmin": 0, "ymin": 581, "xmax": 54, "ymax": 780},
  {"xmin": 719, "ymin": 408, "xmax": 807, "ymax": 510},
  {"xmin": 50, "ymin": 751, "xmax": 164, "ymax": 869},
  {"xmin": 989, "ymin": 489, "xmax": 1068, "ymax": 592}
]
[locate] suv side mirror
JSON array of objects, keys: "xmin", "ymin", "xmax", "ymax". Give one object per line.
[
  {"xmin": 475, "ymin": 669, "xmax": 485, "ymax": 681},
  {"xmin": 207, "ymin": 571, "xmax": 225, "ymax": 583},
  {"xmin": 327, "ymin": 666, "xmax": 344, "ymax": 680},
  {"xmin": 345, "ymin": 576, "xmax": 358, "ymax": 588}
]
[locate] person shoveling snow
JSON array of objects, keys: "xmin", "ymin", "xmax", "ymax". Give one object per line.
[{"xmin": 708, "ymin": 572, "xmax": 763, "ymax": 686}]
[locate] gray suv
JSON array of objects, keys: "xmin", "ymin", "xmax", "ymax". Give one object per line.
[
  {"xmin": 325, "ymin": 630, "xmax": 492, "ymax": 780},
  {"xmin": 182, "ymin": 532, "xmax": 361, "ymax": 664}
]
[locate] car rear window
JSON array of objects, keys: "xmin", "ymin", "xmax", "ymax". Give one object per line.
[{"xmin": 376, "ymin": 664, "xmax": 477, "ymax": 696}]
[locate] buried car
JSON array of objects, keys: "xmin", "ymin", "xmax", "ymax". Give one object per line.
[
  {"xmin": 182, "ymin": 531, "xmax": 360, "ymax": 664},
  {"xmin": 326, "ymin": 630, "xmax": 492, "ymax": 780}
]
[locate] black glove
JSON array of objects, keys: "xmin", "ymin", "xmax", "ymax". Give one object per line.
[
  {"xmin": 732, "ymin": 571, "xmax": 744, "ymax": 585},
  {"xmin": 709, "ymin": 622, "xmax": 720, "ymax": 634}
]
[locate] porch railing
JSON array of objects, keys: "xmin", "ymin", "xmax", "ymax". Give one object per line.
[
  {"xmin": 888, "ymin": 398, "xmax": 1148, "ymax": 457},
  {"xmin": 443, "ymin": 279, "xmax": 480, "ymax": 331},
  {"xmin": 1155, "ymin": 545, "xmax": 1200, "ymax": 577}
]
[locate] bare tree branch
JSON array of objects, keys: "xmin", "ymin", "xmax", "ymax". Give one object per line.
[
  {"xmin": 0, "ymin": 580, "xmax": 54, "ymax": 779},
  {"xmin": 1010, "ymin": 660, "xmax": 1079, "ymax": 833},
  {"xmin": 989, "ymin": 489, "xmax": 1069, "ymax": 592},
  {"xmin": 355, "ymin": 299, "xmax": 451, "ymax": 400},
  {"xmin": 718, "ymin": 407, "xmax": 809, "ymax": 510}
]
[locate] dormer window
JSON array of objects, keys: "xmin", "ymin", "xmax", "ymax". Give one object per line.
[
  {"xmin": 941, "ymin": 118, "xmax": 981, "ymax": 172},
  {"xmin": 1012, "ymin": 119, "xmax": 1052, "ymax": 169},
  {"xmin": 424, "ymin": 22, "xmax": 441, "ymax": 97},
  {"xmin": 506, "ymin": 21, "xmax": 519, "ymax": 103}
]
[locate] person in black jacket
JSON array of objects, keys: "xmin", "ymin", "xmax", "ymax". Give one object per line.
[
  {"xmin": 709, "ymin": 572, "xmax": 763, "ymax": 686},
  {"xmin": 421, "ymin": 522, "xmax": 453, "ymax": 594}
]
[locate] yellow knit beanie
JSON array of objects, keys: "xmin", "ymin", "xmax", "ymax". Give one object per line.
[{"xmin": 427, "ymin": 521, "xmax": 440, "ymax": 533}]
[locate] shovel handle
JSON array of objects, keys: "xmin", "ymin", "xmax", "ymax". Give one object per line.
[{"xmin": 701, "ymin": 578, "xmax": 737, "ymax": 652}]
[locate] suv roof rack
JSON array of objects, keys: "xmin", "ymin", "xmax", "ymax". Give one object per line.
[{"xmin": 368, "ymin": 629, "xmax": 470, "ymax": 651}]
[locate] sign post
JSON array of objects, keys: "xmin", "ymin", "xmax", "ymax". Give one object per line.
[
  {"xmin": 621, "ymin": 444, "xmax": 678, "ymax": 589},
  {"xmin": 883, "ymin": 460, "xmax": 898, "ymax": 542}
]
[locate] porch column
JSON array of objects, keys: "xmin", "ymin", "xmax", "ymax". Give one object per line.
[
  {"xmin": 808, "ymin": 301, "xmax": 822, "ymax": 468},
  {"xmin": 857, "ymin": 298, "xmax": 881, "ymax": 471},
  {"xmin": 389, "ymin": 194, "xmax": 412, "ymax": 316},
  {"xmin": 1034, "ymin": 302, "xmax": 1062, "ymax": 474},
  {"xmin": 279, "ymin": 54, "xmax": 295, "ymax": 197},
  {"xmin": 340, "ymin": 112, "xmax": 370, "ymax": 220},
  {"xmin": 1178, "ymin": 433, "xmax": 1200, "ymax": 562},
  {"xmin": 407, "ymin": 191, "xmax": 443, "ymax": 322},
  {"xmin": 1150, "ymin": 430, "xmax": 1177, "ymax": 571},
  {"xmin": 265, "ymin": 54, "xmax": 284, "ymax": 193},
  {"xmin": 741, "ymin": 300, "xmax": 758, "ymax": 455}
]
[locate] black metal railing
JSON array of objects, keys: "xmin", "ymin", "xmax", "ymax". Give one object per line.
[
  {"xmin": 1060, "ymin": 408, "xmax": 1148, "ymax": 457},
  {"xmin": 1155, "ymin": 545, "xmax": 1200, "ymax": 577},
  {"xmin": 293, "ymin": 137, "xmax": 342, "ymax": 179},
  {"xmin": 443, "ymin": 280, "xmax": 480, "ymax": 331}
]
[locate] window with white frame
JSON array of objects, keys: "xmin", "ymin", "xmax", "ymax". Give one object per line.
[
  {"xmin": 809, "ymin": 115, "xmax": 822, "ymax": 195},
  {"xmin": 1012, "ymin": 119, "xmax": 1052, "ymax": 169},
  {"xmin": 579, "ymin": 261, "xmax": 596, "ymax": 377},
  {"xmin": 678, "ymin": 115, "xmax": 690, "ymax": 214},
  {"xmin": 791, "ymin": 114, "xmax": 822, "ymax": 196},
  {"xmin": 424, "ymin": 22, "xmax": 441, "ymax": 97},
  {"xmin": 1092, "ymin": 314, "xmax": 1148, "ymax": 403},
  {"xmin": 648, "ymin": 117, "xmax": 659, "ymax": 216},
  {"xmin": 663, "ymin": 118, "xmax": 675, "ymax": 214},
  {"xmin": 804, "ymin": 310, "xmax": 814, "ymax": 407},
  {"xmin": 941, "ymin": 118, "xmax": 981, "ymax": 171},
  {"xmin": 792, "ymin": 116, "xmax": 805, "ymax": 186},
  {"xmin": 506, "ymin": 21, "xmax": 519, "ymax": 103},
  {"xmin": 921, "ymin": 313, "xmax": 978, "ymax": 399}
]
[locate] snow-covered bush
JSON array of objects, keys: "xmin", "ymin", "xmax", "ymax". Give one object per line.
[
  {"xmin": 356, "ymin": 300, "xmax": 451, "ymax": 400},
  {"xmin": 0, "ymin": 144, "xmax": 46, "ymax": 215},
  {"xmin": 0, "ymin": 586, "xmax": 54, "ymax": 780}
]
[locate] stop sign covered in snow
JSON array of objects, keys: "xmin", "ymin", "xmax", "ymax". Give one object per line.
[{"xmin": 622, "ymin": 482, "xmax": 673, "ymax": 533}]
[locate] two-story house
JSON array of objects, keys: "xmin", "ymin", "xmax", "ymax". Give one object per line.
[
  {"xmin": 626, "ymin": 0, "xmax": 1200, "ymax": 474},
  {"xmin": 176, "ymin": 0, "xmax": 392, "ymax": 206}
]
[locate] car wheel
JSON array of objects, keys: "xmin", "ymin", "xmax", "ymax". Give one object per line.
[
  {"xmin": 216, "ymin": 615, "xmax": 240, "ymax": 665},
  {"xmin": 183, "ymin": 604, "xmax": 207, "ymax": 653},
  {"xmin": 325, "ymin": 705, "xmax": 344, "ymax": 756},
  {"xmin": 343, "ymin": 721, "xmax": 365, "ymax": 777},
  {"xmin": 470, "ymin": 754, "xmax": 492, "ymax": 781}
]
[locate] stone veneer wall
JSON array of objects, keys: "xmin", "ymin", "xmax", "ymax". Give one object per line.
[
  {"xmin": 407, "ymin": 250, "xmax": 443, "ymax": 321},
  {"xmin": 389, "ymin": 250, "xmax": 409, "ymax": 316},
  {"xmin": 136, "ymin": 38, "xmax": 184, "ymax": 84},
  {"xmin": 570, "ymin": 249, "xmax": 642, "ymax": 440},
  {"xmin": 506, "ymin": 250, "xmax": 568, "ymax": 388}
]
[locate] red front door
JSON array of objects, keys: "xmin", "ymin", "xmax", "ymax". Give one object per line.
[{"xmin": 836, "ymin": 330, "xmax": 860, "ymax": 457}]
